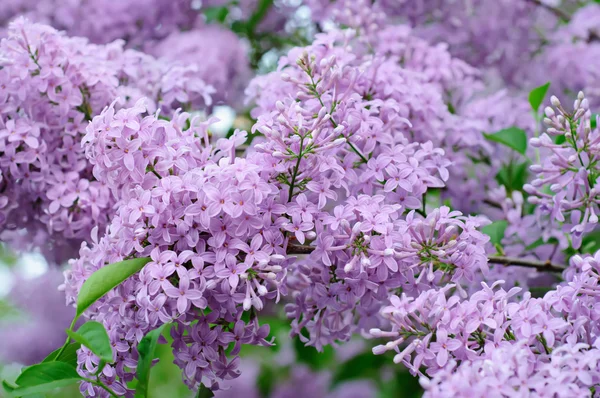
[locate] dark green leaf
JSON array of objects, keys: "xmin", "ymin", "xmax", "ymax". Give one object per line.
[
  {"xmin": 377, "ymin": 370, "xmax": 422, "ymax": 398},
  {"xmin": 484, "ymin": 127, "xmax": 528, "ymax": 155},
  {"xmin": 196, "ymin": 384, "xmax": 215, "ymax": 398},
  {"xmin": 11, "ymin": 362, "xmax": 81, "ymax": 396},
  {"xmin": 134, "ymin": 323, "xmax": 170, "ymax": 398},
  {"xmin": 496, "ymin": 160, "xmax": 530, "ymax": 193},
  {"xmin": 332, "ymin": 352, "xmax": 387, "ymax": 386},
  {"xmin": 581, "ymin": 230, "xmax": 600, "ymax": 255},
  {"xmin": 481, "ymin": 220, "xmax": 508, "ymax": 246},
  {"xmin": 76, "ymin": 257, "xmax": 151, "ymax": 317},
  {"xmin": 293, "ymin": 337, "xmax": 334, "ymax": 370},
  {"xmin": 554, "ymin": 134, "xmax": 566, "ymax": 145},
  {"xmin": 592, "ymin": 113, "xmax": 599, "ymax": 130},
  {"xmin": 42, "ymin": 342, "xmax": 81, "ymax": 367},
  {"xmin": 256, "ymin": 365, "xmax": 276, "ymax": 398},
  {"xmin": 66, "ymin": 321, "xmax": 112, "ymax": 363},
  {"xmin": 231, "ymin": 20, "xmax": 248, "ymax": 35},
  {"xmin": 528, "ymin": 82, "xmax": 550, "ymax": 112}
]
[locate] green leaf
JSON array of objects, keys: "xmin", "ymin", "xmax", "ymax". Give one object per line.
[
  {"xmin": 496, "ymin": 160, "xmax": 530, "ymax": 193},
  {"xmin": 484, "ymin": 127, "xmax": 528, "ymax": 155},
  {"xmin": 581, "ymin": 230, "xmax": 600, "ymax": 255},
  {"xmin": 592, "ymin": 113, "xmax": 599, "ymax": 130},
  {"xmin": 196, "ymin": 384, "xmax": 215, "ymax": 398},
  {"xmin": 66, "ymin": 321, "xmax": 113, "ymax": 363},
  {"xmin": 481, "ymin": 220, "xmax": 508, "ymax": 246},
  {"xmin": 203, "ymin": 6, "xmax": 229, "ymax": 24},
  {"xmin": 256, "ymin": 365, "xmax": 276, "ymax": 398},
  {"xmin": 42, "ymin": 342, "xmax": 81, "ymax": 367},
  {"xmin": 528, "ymin": 82, "xmax": 550, "ymax": 112},
  {"xmin": 76, "ymin": 257, "xmax": 151, "ymax": 317},
  {"xmin": 2, "ymin": 379, "xmax": 17, "ymax": 393},
  {"xmin": 134, "ymin": 323, "xmax": 170, "ymax": 398},
  {"xmin": 293, "ymin": 337, "xmax": 334, "ymax": 371},
  {"xmin": 332, "ymin": 352, "xmax": 387, "ymax": 386},
  {"xmin": 11, "ymin": 362, "xmax": 81, "ymax": 397},
  {"xmin": 377, "ymin": 370, "xmax": 423, "ymax": 398}
]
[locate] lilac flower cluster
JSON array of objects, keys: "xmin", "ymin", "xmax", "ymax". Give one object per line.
[
  {"xmin": 0, "ymin": 0, "xmax": 196, "ymax": 45},
  {"xmin": 373, "ymin": 250, "xmax": 600, "ymax": 396},
  {"xmin": 525, "ymin": 92, "xmax": 599, "ymax": 249},
  {"xmin": 0, "ymin": 19, "xmax": 213, "ymax": 263},
  {"xmin": 64, "ymin": 101, "xmax": 294, "ymax": 394},
  {"xmin": 61, "ymin": 19, "xmax": 490, "ymax": 395},
  {"xmin": 5, "ymin": 1, "xmax": 600, "ymax": 396},
  {"xmin": 286, "ymin": 204, "xmax": 490, "ymax": 351},
  {"xmin": 150, "ymin": 24, "xmax": 251, "ymax": 109}
]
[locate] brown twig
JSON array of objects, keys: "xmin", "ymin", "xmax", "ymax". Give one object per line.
[
  {"xmin": 487, "ymin": 255, "xmax": 565, "ymax": 273},
  {"xmin": 287, "ymin": 244, "xmax": 566, "ymax": 273}
]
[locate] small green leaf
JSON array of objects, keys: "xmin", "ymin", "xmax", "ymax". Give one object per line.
[
  {"xmin": 196, "ymin": 384, "xmax": 215, "ymax": 398},
  {"xmin": 528, "ymin": 82, "xmax": 551, "ymax": 112},
  {"xmin": 11, "ymin": 362, "xmax": 81, "ymax": 397},
  {"xmin": 554, "ymin": 134, "xmax": 566, "ymax": 145},
  {"xmin": 481, "ymin": 220, "xmax": 508, "ymax": 246},
  {"xmin": 592, "ymin": 113, "xmax": 599, "ymax": 130},
  {"xmin": 76, "ymin": 257, "xmax": 151, "ymax": 317},
  {"xmin": 484, "ymin": 127, "xmax": 528, "ymax": 155},
  {"xmin": 134, "ymin": 323, "xmax": 170, "ymax": 398},
  {"xmin": 66, "ymin": 321, "xmax": 113, "ymax": 363},
  {"xmin": 42, "ymin": 342, "xmax": 81, "ymax": 367}
]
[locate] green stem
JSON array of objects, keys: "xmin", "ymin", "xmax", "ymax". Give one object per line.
[
  {"xmin": 287, "ymin": 136, "xmax": 305, "ymax": 202},
  {"xmin": 55, "ymin": 317, "xmax": 78, "ymax": 359},
  {"xmin": 307, "ymin": 73, "xmax": 369, "ymax": 164},
  {"xmin": 83, "ymin": 378, "xmax": 118, "ymax": 398}
]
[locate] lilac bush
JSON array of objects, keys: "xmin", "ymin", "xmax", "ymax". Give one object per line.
[{"xmin": 2, "ymin": 1, "xmax": 600, "ymax": 398}]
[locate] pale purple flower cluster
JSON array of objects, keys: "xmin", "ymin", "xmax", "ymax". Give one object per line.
[
  {"xmin": 3, "ymin": 1, "xmax": 597, "ymax": 396},
  {"xmin": 304, "ymin": 0, "xmax": 555, "ymax": 84},
  {"xmin": 64, "ymin": 102, "xmax": 294, "ymax": 394},
  {"xmin": 150, "ymin": 24, "xmax": 251, "ymax": 108},
  {"xmin": 422, "ymin": 341, "xmax": 599, "ymax": 397},
  {"xmin": 526, "ymin": 92, "xmax": 599, "ymax": 248},
  {"xmin": 285, "ymin": 204, "xmax": 489, "ymax": 351},
  {"xmin": 0, "ymin": 0, "xmax": 196, "ymax": 45},
  {"xmin": 0, "ymin": 19, "xmax": 213, "ymax": 263},
  {"xmin": 373, "ymin": 250, "xmax": 600, "ymax": 396}
]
